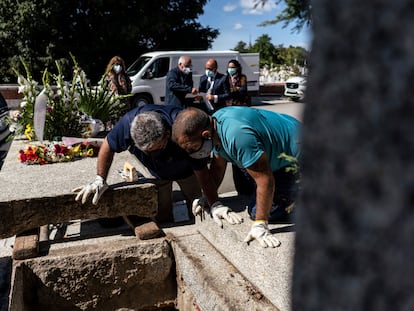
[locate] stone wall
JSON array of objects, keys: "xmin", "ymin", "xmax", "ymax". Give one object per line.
[
  {"xmin": 10, "ymin": 238, "xmax": 176, "ymax": 310},
  {"xmin": 0, "ymin": 85, "xmax": 22, "ymax": 109}
]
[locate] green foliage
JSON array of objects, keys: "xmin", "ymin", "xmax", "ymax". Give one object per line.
[
  {"xmin": 278, "ymin": 152, "xmax": 300, "ymax": 174},
  {"xmin": 9, "ymin": 55, "xmax": 128, "ymax": 141},
  {"xmin": 241, "ymin": 34, "xmax": 308, "ymax": 69},
  {"xmin": 76, "ymin": 77, "xmax": 130, "ymax": 125},
  {"xmin": 233, "ymin": 41, "xmax": 250, "ymax": 53},
  {"xmin": 71, "ymin": 54, "xmax": 130, "ymax": 125},
  {"xmin": 251, "ymin": 34, "xmax": 276, "ymax": 67},
  {"xmin": 42, "ymin": 61, "xmax": 84, "ymax": 140},
  {"xmin": 255, "ymin": 0, "xmax": 312, "ymax": 32},
  {"xmin": 7, "ymin": 57, "xmax": 41, "ymax": 137},
  {"xmin": 0, "ymin": 0, "xmax": 219, "ymax": 83}
]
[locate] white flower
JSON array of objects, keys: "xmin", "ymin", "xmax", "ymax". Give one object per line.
[
  {"xmin": 9, "ymin": 124, "xmax": 17, "ymax": 132},
  {"xmin": 17, "ymin": 75, "xmax": 28, "ymax": 86},
  {"xmin": 9, "ymin": 123, "xmax": 22, "ymax": 133},
  {"xmin": 10, "ymin": 110, "xmax": 20, "ymax": 119},
  {"xmin": 18, "ymin": 85, "xmax": 28, "ymax": 94},
  {"xmin": 27, "ymin": 89, "xmax": 37, "ymax": 98},
  {"xmin": 20, "ymin": 101, "xmax": 27, "ymax": 108}
]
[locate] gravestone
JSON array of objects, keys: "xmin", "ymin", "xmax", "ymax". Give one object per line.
[{"xmin": 293, "ymin": 0, "xmax": 414, "ymax": 310}]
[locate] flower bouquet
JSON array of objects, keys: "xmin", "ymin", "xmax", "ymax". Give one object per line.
[{"xmin": 18, "ymin": 140, "xmax": 101, "ymax": 165}]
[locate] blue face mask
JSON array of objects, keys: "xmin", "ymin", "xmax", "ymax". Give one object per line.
[
  {"xmin": 227, "ymin": 68, "xmax": 237, "ymax": 76},
  {"xmin": 205, "ymin": 70, "xmax": 215, "ymax": 78},
  {"xmin": 189, "ymin": 139, "xmax": 213, "ymax": 159}
]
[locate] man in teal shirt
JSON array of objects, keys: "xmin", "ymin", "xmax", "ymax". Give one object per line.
[{"xmin": 172, "ymin": 106, "xmax": 301, "ymax": 248}]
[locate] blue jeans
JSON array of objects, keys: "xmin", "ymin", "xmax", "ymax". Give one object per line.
[{"xmin": 247, "ymin": 166, "xmax": 300, "ymax": 222}]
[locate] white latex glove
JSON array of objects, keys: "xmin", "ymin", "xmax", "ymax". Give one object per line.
[
  {"xmin": 244, "ymin": 221, "xmax": 281, "ymax": 248},
  {"xmin": 72, "ymin": 175, "xmax": 108, "ymax": 205},
  {"xmin": 192, "ymin": 197, "xmax": 207, "ymax": 221},
  {"xmin": 210, "ymin": 201, "xmax": 243, "ymax": 228}
]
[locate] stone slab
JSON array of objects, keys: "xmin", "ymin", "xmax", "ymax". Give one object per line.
[
  {"xmin": 0, "ymin": 140, "xmax": 158, "ymax": 239},
  {"xmin": 163, "ymin": 191, "xmax": 295, "ymax": 311},
  {"xmin": 12, "ymin": 230, "xmax": 39, "ymax": 260},
  {"xmin": 123, "ymin": 216, "xmax": 162, "ymax": 240},
  {"xmin": 9, "ymin": 236, "xmax": 176, "ymax": 311},
  {"xmin": 194, "ymin": 192, "xmax": 295, "ymax": 311},
  {"xmin": 171, "ymin": 232, "xmax": 279, "ymax": 311}
]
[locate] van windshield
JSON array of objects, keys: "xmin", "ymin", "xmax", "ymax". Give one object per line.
[{"xmin": 126, "ymin": 56, "xmax": 152, "ymax": 76}]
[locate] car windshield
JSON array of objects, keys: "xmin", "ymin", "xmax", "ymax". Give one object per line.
[
  {"xmin": 126, "ymin": 56, "xmax": 152, "ymax": 76},
  {"xmin": 0, "ymin": 93, "xmax": 8, "ymax": 112}
]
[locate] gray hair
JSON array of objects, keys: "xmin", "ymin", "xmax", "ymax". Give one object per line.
[
  {"xmin": 130, "ymin": 111, "xmax": 167, "ymax": 151},
  {"xmin": 178, "ymin": 55, "xmax": 190, "ymax": 65}
]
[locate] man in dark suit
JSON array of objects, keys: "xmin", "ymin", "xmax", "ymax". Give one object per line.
[
  {"xmin": 198, "ymin": 58, "xmax": 231, "ymax": 113},
  {"xmin": 165, "ymin": 56, "xmax": 198, "ymax": 107}
]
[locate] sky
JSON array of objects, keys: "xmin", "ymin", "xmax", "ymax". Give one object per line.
[{"xmin": 197, "ymin": 0, "xmax": 311, "ymax": 51}]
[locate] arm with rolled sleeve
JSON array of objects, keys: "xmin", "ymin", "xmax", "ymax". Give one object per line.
[
  {"xmin": 244, "ymin": 152, "xmax": 281, "ymax": 247},
  {"xmin": 245, "ymin": 152, "xmax": 274, "ymax": 221}
]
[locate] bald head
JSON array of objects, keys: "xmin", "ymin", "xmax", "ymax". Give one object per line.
[
  {"xmin": 172, "ymin": 108, "xmax": 211, "ymax": 149},
  {"xmin": 205, "ymin": 58, "xmax": 217, "ymax": 71},
  {"xmin": 178, "ymin": 55, "xmax": 191, "ymax": 67}
]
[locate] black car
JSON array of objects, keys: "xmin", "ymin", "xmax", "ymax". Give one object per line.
[{"xmin": 0, "ymin": 92, "xmax": 11, "ymax": 166}]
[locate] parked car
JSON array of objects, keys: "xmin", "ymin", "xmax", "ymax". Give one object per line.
[
  {"xmin": 284, "ymin": 76, "xmax": 306, "ymax": 102},
  {"xmin": 0, "ymin": 92, "xmax": 11, "ymax": 166}
]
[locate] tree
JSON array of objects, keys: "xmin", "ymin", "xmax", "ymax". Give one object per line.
[
  {"xmin": 274, "ymin": 45, "xmax": 308, "ymax": 67},
  {"xmin": 0, "ymin": 0, "xmax": 219, "ymax": 83},
  {"xmin": 233, "ymin": 41, "xmax": 250, "ymax": 53},
  {"xmin": 254, "ymin": 0, "xmax": 312, "ymax": 32},
  {"xmin": 233, "ymin": 39, "xmax": 308, "ymax": 73},
  {"xmin": 250, "ymin": 34, "xmax": 276, "ymax": 67}
]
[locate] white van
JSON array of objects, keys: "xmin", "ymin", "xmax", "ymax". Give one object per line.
[{"xmin": 126, "ymin": 50, "xmax": 260, "ymax": 107}]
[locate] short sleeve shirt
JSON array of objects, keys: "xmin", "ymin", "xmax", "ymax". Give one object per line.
[
  {"xmin": 107, "ymin": 104, "xmax": 206, "ymax": 180},
  {"xmin": 212, "ymin": 107, "xmax": 301, "ymax": 172}
]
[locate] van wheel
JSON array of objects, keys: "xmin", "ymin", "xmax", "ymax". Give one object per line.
[{"xmin": 133, "ymin": 94, "xmax": 152, "ymax": 107}]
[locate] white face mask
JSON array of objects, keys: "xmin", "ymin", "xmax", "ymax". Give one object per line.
[
  {"xmin": 113, "ymin": 64, "xmax": 122, "ymax": 73},
  {"xmin": 189, "ymin": 139, "xmax": 213, "ymax": 159},
  {"xmin": 182, "ymin": 66, "xmax": 192, "ymax": 74}
]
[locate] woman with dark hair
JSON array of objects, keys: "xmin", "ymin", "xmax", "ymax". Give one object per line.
[
  {"xmin": 103, "ymin": 55, "xmax": 133, "ymax": 120},
  {"xmin": 226, "ymin": 59, "xmax": 249, "ymax": 106},
  {"xmin": 105, "ymin": 56, "xmax": 132, "ymax": 97}
]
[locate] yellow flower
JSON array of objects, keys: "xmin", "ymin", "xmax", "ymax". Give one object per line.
[
  {"xmin": 71, "ymin": 144, "xmax": 81, "ymax": 154},
  {"xmin": 86, "ymin": 148, "xmax": 94, "ymax": 157},
  {"xmin": 24, "ymin": 124, "xmax": 33, "ymax": 141}
]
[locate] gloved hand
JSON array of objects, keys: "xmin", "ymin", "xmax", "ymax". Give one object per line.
[
  {"xmin": 210, "ymin": 201, "xmax": 243, "ymax": 228},
  {"xmin": 192, "ymin": 197, "xmax": 207, "ymax": 221},
  {"xmin": 72, "ymin": 175, "xmax": 108, "ymax": 205},
  {"xmin": 244, "ymin": 221, "xmax": 281, "ymax": 248}
]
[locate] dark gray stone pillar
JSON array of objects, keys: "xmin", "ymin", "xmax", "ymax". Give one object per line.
[{"xmin": 293, "ymin": 0, "xmax": 414, "ymax": 310}]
